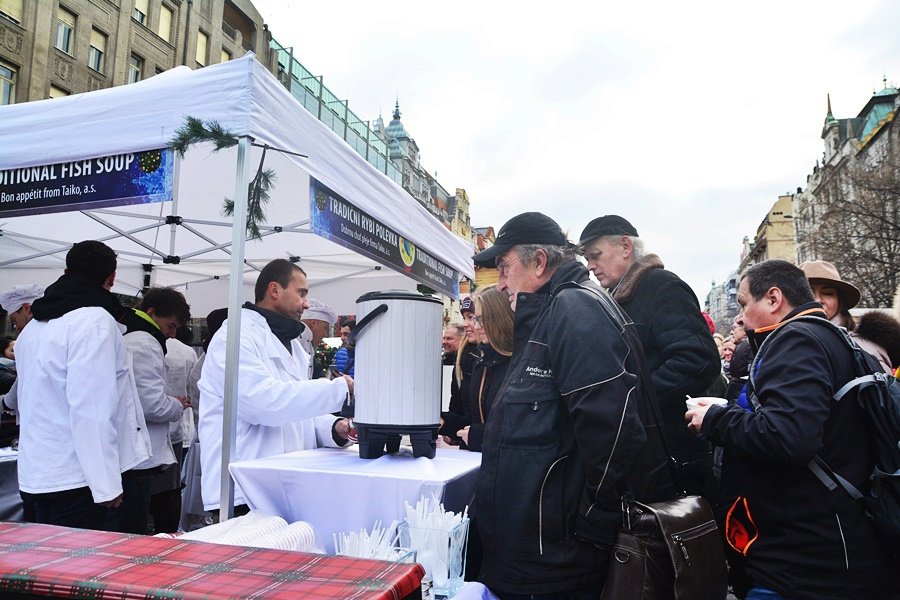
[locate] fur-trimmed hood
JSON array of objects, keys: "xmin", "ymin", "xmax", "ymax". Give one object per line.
[{"xmin": 611, "ymin": 253, "xmax": 665, "ymax": 304}]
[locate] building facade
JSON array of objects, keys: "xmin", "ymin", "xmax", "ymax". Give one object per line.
[
  {"xmin": 793, "ymin": 85, "xmax": 900, "ymax": 306},
  {"xmin": 737, "ymin": 194, "xmax": 796, "ymax": 274},
  {"xmin": 0, "ymin": 0, "xmax": 271, "ymax": 102}
]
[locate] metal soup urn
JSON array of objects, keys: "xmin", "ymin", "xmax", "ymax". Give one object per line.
[{"xmin": 349, "ymin": 290, "xmax": 442, "ymax": 459}]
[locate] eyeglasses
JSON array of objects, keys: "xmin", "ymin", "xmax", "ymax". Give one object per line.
[{"xmin": 472, "ymin": 315, "xmax": 484, "ymax": 326}]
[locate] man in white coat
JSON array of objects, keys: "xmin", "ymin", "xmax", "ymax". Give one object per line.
[
  {"xmin": 110, "ymin": 287, "xmax": 190, "ymax": 534},
  {"xmin": 299, "ymin": 298, "xmax": 338, "ymax": 379},
  {"xmin": 199, "ymin": 259, "xmax": 354, "ymax": 515},
  {"xmin": 14, "ymin": 241, "xmax": 150, "ymax": 530}
]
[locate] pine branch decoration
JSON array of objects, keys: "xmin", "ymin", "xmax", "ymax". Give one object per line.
[
  {"xmin": 224, "ymin": 168, "xmax": 277, "ymax": 240},
  {"xmin": 169, "ymin": 116, "xmax": 275, "ymax": 240},
  {"xmin": 170, "ymin": 117, "xmax": 238, "ymax": 157}
]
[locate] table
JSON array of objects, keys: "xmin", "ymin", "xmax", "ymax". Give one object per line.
[
  {"xmin": 229, "ymin": 446, "xmax": 481, "ymax": 553},
  {"xmin": 0, "ymin": 522, "xmax": 424, "ymax": 599},
  {"xmin": 0, "ymin": 452, "xmax": 22, "ymax": 521}
]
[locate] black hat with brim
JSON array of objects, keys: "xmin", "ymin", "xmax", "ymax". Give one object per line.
[
  {"xmin": 473, "ymin": 212, "xmax": 569, "ymax": 267},
  {"xmin": 578, "ymin": 215, "xmax": 638, "ymax": 246}
]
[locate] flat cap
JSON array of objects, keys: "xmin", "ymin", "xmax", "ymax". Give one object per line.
[{"xmin": 578, "ymin": 215, "xmax": 639, "ymax": 246}]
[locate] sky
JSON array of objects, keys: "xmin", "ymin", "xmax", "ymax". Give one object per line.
[{"xmin": 252, "ymin": 0, "xmax": 900, "ymax": 303}]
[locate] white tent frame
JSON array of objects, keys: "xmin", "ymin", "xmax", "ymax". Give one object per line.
[{"xmin": 0, "ymin": 53, "xmax": 475, "ymax": 518}]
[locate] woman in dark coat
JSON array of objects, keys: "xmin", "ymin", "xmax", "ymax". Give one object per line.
[
  {"xmin": 453, "ymin": 285, "xmax": 514, "ymax": 582},
  {"xmin": 457, "ymin": 286, "xmax": 514, "ymax": 452}
]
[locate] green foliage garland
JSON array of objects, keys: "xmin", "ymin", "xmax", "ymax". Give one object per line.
[{"xmin": 169, "ymin": 117, "xmax": 275, "ymax": 240}]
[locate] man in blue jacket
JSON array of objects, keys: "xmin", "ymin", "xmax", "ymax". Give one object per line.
[
  {"xmin": 686, "ymin": 260, "xmax": 895, "ymax": 599},
  {"xmin": 471, "ymin": 212, "xmax": 673, "ymax": 599}
]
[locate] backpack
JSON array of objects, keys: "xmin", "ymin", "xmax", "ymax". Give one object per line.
[{"xmin": 749, "ymin": 316, "xmax": 900, "ymax": 552}]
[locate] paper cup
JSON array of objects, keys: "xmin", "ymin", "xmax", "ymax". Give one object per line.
[{"xmin": 685, "ymin": 397, "xmax": 728, "ymax": 410}]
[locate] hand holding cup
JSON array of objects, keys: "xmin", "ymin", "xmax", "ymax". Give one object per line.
[{"xmin": 684, "ymin": 397, "xmax": 727, "ymax": 433}]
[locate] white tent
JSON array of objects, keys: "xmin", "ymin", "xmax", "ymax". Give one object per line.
[
  {"xmin": 0, "ymin": 53, "xmax": 474, "ymax": 515},
  {"xmin": 0, "ymin": 52, "xmax": 474, "ymax": 315}
]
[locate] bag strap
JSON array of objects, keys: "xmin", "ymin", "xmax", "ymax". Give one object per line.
[
  {"xmin": 833, "ymin": 372, "xmax": 890, "ymax": 401},
  {"xmin": 477, "ymin": 367, "xmax": 488, "ymax": 423},
  {"xmin": 807, "ymin": 454, "xmax": 865, "ymax": 500},
  {"xmin": 552, "ymin": 280, "xmax": 683, "ymax": 495}
]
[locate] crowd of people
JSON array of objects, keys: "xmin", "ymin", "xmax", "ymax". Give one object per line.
[{"xmin": 1, "ymin": 211, "xmax": 899, "ymax": 599}]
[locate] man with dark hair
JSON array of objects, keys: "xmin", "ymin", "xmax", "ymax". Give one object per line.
[
  {"xmin": 199, "ymin": 259, "xmax": 354, "ymax": 514},
  {"xmin": 470, "ymin": 212, "xmax": 673, "ymax": 599},
  {"xmin": 14, "ymin": 240, "xmax": 150, "ymax": 530},
  {"xmin": 333, "ymin": 318, "xmax": 356, "ymax": 376},
  {"xmin": 579, "ymin": 215, "xmax": 720, "ymax": 496},
  {"xmin": 686, "ymin": 259, "xmax": 894, "ymax": 599},
  {"xmin": 109, "ymin": 287, "xmax": 191, "ymax": 534}
]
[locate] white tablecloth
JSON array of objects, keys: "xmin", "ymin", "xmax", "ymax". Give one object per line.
[{"xmin": 229, "ymin": 446, "xmax": 481, "ymax": 553}]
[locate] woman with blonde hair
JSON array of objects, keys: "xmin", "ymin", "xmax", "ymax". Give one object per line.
[{"xmin": 457, "ymin": 285, "xmax": 514, "ymax": 452}]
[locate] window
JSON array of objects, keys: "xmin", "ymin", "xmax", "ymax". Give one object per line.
[
  {"xmin": 133, "ymin": 0, "xmax": 148, "ymax": 24},
  {"xmin": 158, "ymin": 4, "xmax": 173, "ymax": 42},
  {"xmin": 195, "ymin": 31, "xmax": 208, "ymax": 66},
  {"xmin": 0, "ymin": 62, "xmax": 15, "ymax": 105},
  {"xmin": 220, "ymin": 48, "xmax": 231, "ymax": 63},
  {"xmin": 0, "ymin": 0, "xmax": 23, "ymax": 23},
  {"xmin": 88, "ymin": 29, "xmax": 106, "ymax": 72},
  {"xmin": 128, "ymin": 53, "xmax": 143, "ymax": 84},
  {"xmin": 56, "ymin": 7, "xmax": 76, "ymax": 54},
  {"xmin": 49, "ymin": 85, "xmax": 69, "ymax": 99}
]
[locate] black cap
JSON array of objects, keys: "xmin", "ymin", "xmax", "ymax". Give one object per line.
[
  {"xmin": 460, "ymin": 296, "xmax": 475, "ymax": 314},
  {"xmin": 578, "ymin": 215, "xmax": 638, "ymax": 246},
  {"xmin": 472, "ymin": 212, "xmax": 569, "ymax": 267}
]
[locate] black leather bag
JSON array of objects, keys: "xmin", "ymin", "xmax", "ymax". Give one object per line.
[{"xmin": 600, "ymin": 495, "xmax": 727, "ymax": 600}]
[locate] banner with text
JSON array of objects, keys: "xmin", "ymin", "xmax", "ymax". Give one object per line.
[
  {"xmin": 310, "ymin": 178, "xmax": 460, "ymax": 298},
  {"xmin": 0, "ymin": 149, "xmax": 174, "ymax": 218}
]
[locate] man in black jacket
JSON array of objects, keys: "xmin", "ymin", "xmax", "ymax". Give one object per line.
[
  {"xmin": 686, "ymin": 260, "xmax": 895, "ymax": 599},
  {"xmin": 471, "ymin": 212, "xmax": 673, "ymax": 599},
  {"xmin": 579, "ymin": 215, "xmax": 720, "ymax": 496}
]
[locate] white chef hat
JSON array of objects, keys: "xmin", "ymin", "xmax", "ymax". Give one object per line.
[
  {"xmin": 302, "ymin": 298, "xmax": 337, "ymax": 324},
  {"xmin": 0, "ymin": 283, "xmax": 45, "ymax": 314}
]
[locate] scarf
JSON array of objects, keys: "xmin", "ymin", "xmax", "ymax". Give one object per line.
[
  {"xmin": 30, "ymin": 272, "xmax": 124, "ymax": 322},
  {"xmin": 243, "ymin": 302, "xmax": 301, "ymax": 353}
]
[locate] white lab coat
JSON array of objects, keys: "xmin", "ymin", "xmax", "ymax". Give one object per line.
[
  {"xmin": 165, "ymin": 337, "xmax": 198, "ymax": 447},
  {"xmin": 124, "ymin": 330, "xmax": 183, "ymax": 470},
  {"xmin": 198, "ymin": 308, "xmax": 349, "ymax": 511},
  {"xmin": 16, "ymin": 307, "xmax": 151, "ymax": 503}
]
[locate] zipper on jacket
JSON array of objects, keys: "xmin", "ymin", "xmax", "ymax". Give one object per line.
[
  {"xmin": 532, "ymin": 401, "xmax": 539, "ymax": 411},
  {"xmin": 835, "ymin": 514, "xmax": 849, "ymax": 570},
  {"xmin": 538, "ymin": 456, "xmax": 568, "ymax": 555},
  {"xmin": 671, "ymin": 519, "xmax": 717, "ymax": 566}
]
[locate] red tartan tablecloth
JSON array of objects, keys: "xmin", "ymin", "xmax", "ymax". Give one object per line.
[{"xmin": 0, "ymin": 522, "xmax": 424, "ymax": 599}]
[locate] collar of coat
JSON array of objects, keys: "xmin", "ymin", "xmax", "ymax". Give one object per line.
[
  {"xmin": 611, "ymin": 254, "xmax": 665, "ymax": 304},
  {"xmin": 122, "ymin": 308, "xmax": 167, "ymax": 354},
  {"xmin": 243, "ymin": 302, "xmax": 301, "ymax": 354},
  {"xmin": 745, "ymin": 302, "xmax": 827, "ymax": 353}
]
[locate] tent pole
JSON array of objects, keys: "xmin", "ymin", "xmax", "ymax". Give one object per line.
[
  {"xmin": 219, "ymin": 135, "xmax": 252, "ymax": 521},
  {"xmin": 169, "ymin": 152, "xmax": 182, "ymax": 258}
]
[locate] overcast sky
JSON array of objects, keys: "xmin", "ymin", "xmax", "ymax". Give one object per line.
[{"xmin": 252, "ymin": 0, "xmax": 899, "ymax": 303}]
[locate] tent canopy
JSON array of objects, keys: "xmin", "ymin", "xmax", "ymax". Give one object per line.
[{"xmin": 0, "ymin": 53, "xmax": 474, "ymax": 315}]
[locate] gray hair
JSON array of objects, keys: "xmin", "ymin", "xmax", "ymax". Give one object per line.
[
  {"xmin": 515, "ymin": 244, "xmax": 578, "ymax": 271},
  {"xmin": 445, "ymin": 324, "xmax": 465, "ymax": 337},
  {"xmin": 589, "ymin": 235, "xmax": 645, "ymax": 260}
]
